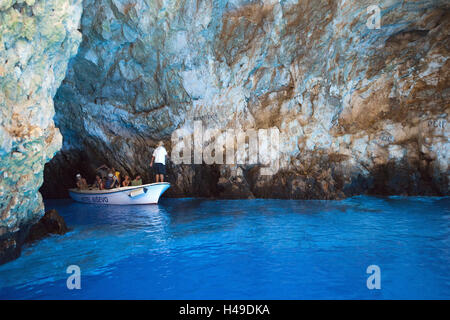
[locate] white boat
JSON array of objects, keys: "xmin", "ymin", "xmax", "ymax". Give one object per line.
[{"xmin": 69, "ymin": 182, "xmax": 170, "ymax": 205}]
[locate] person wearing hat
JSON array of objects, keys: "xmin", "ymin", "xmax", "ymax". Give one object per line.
[
  {"xmin": 105, "ymin": 172, "xmax": 120, "ymax": 189},
  {"xmin": 75, "ymin": 174, "xmax": 88, "ymax": 190},
  {"xmin": 150, "ymin": 141, "xmax": 168, "ymax": 182}
]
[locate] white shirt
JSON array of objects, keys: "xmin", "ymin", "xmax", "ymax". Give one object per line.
[{"xmin": 153, "ymin": 146, "xmax": 167, "ymax": 165}]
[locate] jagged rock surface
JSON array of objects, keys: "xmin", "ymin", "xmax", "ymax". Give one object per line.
[
  {"xmin": 0, "ymin": 0, "xmax": 82, "ymax": 263},
  {"xmin": 25, "ymin": 209, "xmax": 69, "ymax": 243},
  {"xmin": 42, "ymin": 0, "xmax": 449, "ymax": 199}
]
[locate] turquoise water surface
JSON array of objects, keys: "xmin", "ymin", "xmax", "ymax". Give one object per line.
[{"xmin": 0, "ymin": 196, "xmax": 449, "ymax": 299}]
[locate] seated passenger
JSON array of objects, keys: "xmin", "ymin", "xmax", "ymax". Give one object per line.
[
  {"xmin": 122, "ymin": 175, "xmax": 131, "ymax": 187},
  {"xmin": 131, "ymin": 175, "xmax": 142, "ymax": 186},
  {"xmin": 111, "ymin": 167, "xmax": 121, "ymax": 184},
  {"xmin": 94, "ymin": 175, "xmax": 104, "ymax": 190},
  {"xmin": 76, "ymin": 174, "xmax": 88, "ymax": 190},
  {"xmin": 105, "ymin": 173, "xmax": 120, "ymax": 189},
  {"xmin": 112, "ymin": 174, "xmax": 120, "ymax": 188}
]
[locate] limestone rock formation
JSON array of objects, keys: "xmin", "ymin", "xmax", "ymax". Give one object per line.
[
  {"xmin": 0, "ymin": 0, "xmax": 82, "ymax": 263},
  {"xmin": 25, "ymin": 209, "xmax": 69, "ymax": 243},
  {"xmin": 42, "ymin": 0, "xmax": 448, "ymax": 199}
]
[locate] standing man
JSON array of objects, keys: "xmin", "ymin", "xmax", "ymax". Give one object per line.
[{"xmin": 150, "ymin": 141, "xmax": 168, "ymax": 182}]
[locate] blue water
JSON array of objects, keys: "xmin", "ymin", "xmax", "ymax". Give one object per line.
[{"xmin": 0, "ymin": 196, "xmax": 449, "ymax": 299}]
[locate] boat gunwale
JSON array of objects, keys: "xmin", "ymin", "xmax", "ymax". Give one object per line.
[{"xmin": 68, "ymin": 182, "xmax": 170, "ymax": 196}]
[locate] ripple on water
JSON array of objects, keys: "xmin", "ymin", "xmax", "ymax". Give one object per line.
[{"xmin": 0, "ymin": 196, "xmax": 449, "ymax": 299}]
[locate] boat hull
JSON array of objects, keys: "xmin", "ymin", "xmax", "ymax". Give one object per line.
[{"xmin": 69, "ymin": 183, "xmax": 170, "ymax": 205}]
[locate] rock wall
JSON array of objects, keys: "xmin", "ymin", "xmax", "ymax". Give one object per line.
[
  {"xmin": 0, "ymin": 0, "xmax": 82, "ymax": 263},
  {"xmin": 42, "ymin": 0, "xmax": 449, "ymax": 199}
]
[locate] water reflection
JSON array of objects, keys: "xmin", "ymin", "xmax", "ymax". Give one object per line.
[{"xmin": 0, "ymin": 196, "xmax": 448, "ymax": 299}]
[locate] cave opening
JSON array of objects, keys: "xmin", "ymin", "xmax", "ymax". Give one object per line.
[{"xmin": 37, "ymin": 0, "xmax": 449, "ymax": 201}]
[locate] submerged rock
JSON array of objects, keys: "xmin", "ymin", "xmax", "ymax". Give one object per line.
[
  {"xmin": 42, "ymin": 0, "xmax": 449, "ymax": 199},
  {"xmin": 0, "ymin": 223, "xmax": 31, "ymax": 265},
  {"xmin": 25, "ymin": 209, "xmax": 69, "ymax": 243},
  {"xmin": 0, "ymin": 209, "xmax": 69, "ymax": 264},
  {"xmin": 0, "ymin": 0, "xmax": 82, "ymax": 263}
]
